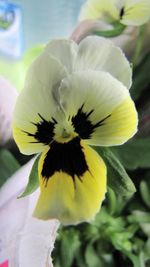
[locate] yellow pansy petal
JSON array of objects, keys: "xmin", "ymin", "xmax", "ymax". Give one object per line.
[
  {"xmin": 74, "ymin": 36, "xmax": 132, "ymax": 89},
  {"xmin": 13, "ymin": 123, "xmax": 46, "ymax": 155},
  {"xmin": 122, "ymin": 0, "xmax": 150, "ymax": 26},
  {"xmin": 59, "ymin": 70, "xmax": 137, "ymax": 146},
  {"xmin": 13, "ymin": 54, "xmax": 67, "ymax": 155},
  {"xmin": 34, "ymin": 139, "xmax": 106, "ymax": 225},
  {"xmin": 45, "ymin": 39, "xmax": 77, "ymax": 72},
  {"xmin": 88, "ymin": 96, "xmax": 138, "ymax": 146}
]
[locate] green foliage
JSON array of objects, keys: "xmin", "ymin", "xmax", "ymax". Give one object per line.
[
  {"xmin": 0, "ymin": 149, "xmax": 20, "ymax": 187},
  {"xmin": 18, "ymin": 155, "xmax": 40, "ymax": 198},
  {"xmin": 95, "ymin": 147, "xmax": 136, "ymax": 197},
  {"xmin": 112, "ymin": 137, "xmax": 150, "ymax": 170},
  {"xmin": 140, "ymin": 178, "xmax": 150, "ymax": 209},
  {"xmin": 54, "ymin": 229, "xmax": 81, "ymax": 267}
]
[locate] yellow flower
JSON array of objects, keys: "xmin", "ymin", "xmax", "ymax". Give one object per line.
[
  {"xmin": 13, "ymin": 37, "xmax": 138, "ymax": 225},
  {"xmin": 80, "ymin": 0, "xmax": 150, "ymax": 26}
]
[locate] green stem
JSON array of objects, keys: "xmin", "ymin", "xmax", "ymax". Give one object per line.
[
  {"xmin": 92, "ymin": 22, "xmax": 126, "ymax": 37},
  {"xmin": 132, "ymin": 25, "xmax": 146, "ymax": 66}
]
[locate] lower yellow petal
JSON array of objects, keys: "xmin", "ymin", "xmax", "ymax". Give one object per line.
[{"xmin": 33, "ymin": 140, "xmax": 106, "ymax": 225}]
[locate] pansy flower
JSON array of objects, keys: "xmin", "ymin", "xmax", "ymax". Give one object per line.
[
  {"xmin": 13, "ymin": 37, "xmax": 138, "ymax": 225},
  {"xmin": 80, "ymin": 0, "xmax": 150, "ymax": 26}
]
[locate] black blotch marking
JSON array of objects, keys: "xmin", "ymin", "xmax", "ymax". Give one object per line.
[
  {"xmin": 23, "ymin": 113, "xmax": 56, "ymax": 145},
  {"xmin": 72, "ymin": 104, "xmax": 111, "ymax": 139},
  {"xmin": 41, "ymin": 137, "xmax": 88, "ymax": 186},
  {"xmin": 120, "ymin": 7, "xmax": 125, "ymax": 18}
]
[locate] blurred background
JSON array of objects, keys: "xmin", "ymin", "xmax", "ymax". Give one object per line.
[{"xmin": 0, "ymin": 0, "xmax": 85, "ymax": 89}]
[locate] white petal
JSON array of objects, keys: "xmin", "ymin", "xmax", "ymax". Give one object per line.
[
  {"xmin": 74, "ymin": 36, "xmax": 132, "ymax": 89},
  {"xmin": 45, "ymin": 39, "xmax": 77, "ymax": 73},
  {"xmin": 0, "ymin": 159, "xmax": 59, "ymax": 267},
  {"xmin": 19, "ymin": 218, "xmax": 59, "ymax": 267}
]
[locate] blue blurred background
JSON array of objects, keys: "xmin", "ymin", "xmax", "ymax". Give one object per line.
[
  {"xmin": 0, "ymin": 0, "xmax": 85, "ymax": 89},
  {"xmin": 0, "ymin": 0, "xmax": 85, "ymax": 58}
]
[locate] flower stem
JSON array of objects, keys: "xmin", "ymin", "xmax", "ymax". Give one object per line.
[
  {"xmin": 92, "ymin": 22, "xmax": 126, "ymax": 37},
  {"xmin": 132, "ymin": 25, "xmax": 146, "ymax": 66}
]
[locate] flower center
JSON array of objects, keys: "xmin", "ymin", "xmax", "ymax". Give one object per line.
[{"xmin": 54, "ymin": 120, "xmax": 77, "ymax": 143}]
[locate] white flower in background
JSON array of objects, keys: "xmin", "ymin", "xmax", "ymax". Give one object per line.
[
  {"xmin": 0, "ymin": 76, "xmax": 17, "ymax": 144},
  {"xmin": 13, "ymin": 37, "xmax": 137, "ymax": 225},
  {"xmin": 80, "ymin": 0, "xmax": 150, "ymax": 26},
  {"xmin": 0, "ymin": 159, "xmax": 59, "ymax": 267}
]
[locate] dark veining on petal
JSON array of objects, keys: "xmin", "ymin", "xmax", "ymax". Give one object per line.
[
  {"xmin": 71, "ymin": 104, "xmax": 94, "ymax": 139},
  {"xmin": 41, "ymin": 137, "xmax": 88, "ymax": 186},
  {"xmin": 72, "ymin": 104, "xmax": 111, "ymax": 139},
  {"xmin": 23, "ymin": 113, "xmax": 56, "ymax": 145},
  {"xmin": 120, "ymin": 7, "xmax": 125, "ymax": 18}
]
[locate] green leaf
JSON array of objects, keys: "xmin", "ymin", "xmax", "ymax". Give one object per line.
[
  {"xmin": 106, "ymin": 187, "xmax": 117, "ymax": 215},
  {"xmin": 18, "ymin": 155, "xmax": 40, "ymax": 198},
  {"xmin": 95, "ymin": 208, "xmax": 125, "ymax": 229},
  {"xmin": 124, "ymin": 252, "xmax": 142, "ymax": 267},
  {"xmin": 128, "ymin": 211, "xmax": 150, "ymax": 224},
  {"xmin": 60, "ymin": 229, "xmax": 81, "ymax": 267},
  {"xmin": 131, "ymin": 52, "xmax": 150, "ymax": 100},
  {"xmin": 140, "ymin": 223, "xmax": 150, "ymax": 237},
  {"xmin": 140, "ymin": 180, "xmax": 150, "ymax": 209},
  {"xmin": 0, "ymin": 149, "xmax": 20, "ymax": 187},
  {"xmin": 94, "ymin": 147, "xmax": 136, "ymax": 198},
  {"xmin": 145, "ymin": 238, "xmax": 150, "ymax": 257},
  {"xmin": 112, "ymin": 137, "xmax": 150, "ymax": 170},
  {"xmin": 85, "ymin": 243, "xmax": 102, "ymax": 267},
  {"xmin": 76, "ymin": 249, "xmax": 88, "ymax": 267},
  {"xmin": 139, "ymin": 251, "xmax": 146, "ymax": 267}
]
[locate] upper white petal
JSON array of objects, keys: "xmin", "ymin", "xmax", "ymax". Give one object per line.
[
  {"xmin": 45, "ymin": 39, "xmax": 78, "ymax": 73},
  {"xmin": 0, "ymin": 159, "xmax": 59, "ymax": 267},
  {"xmin": 74, "ymin": 36, "xmax": 132, "ymax": 89}
]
